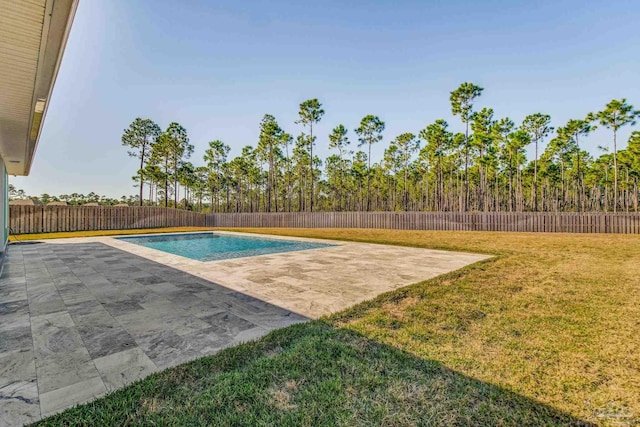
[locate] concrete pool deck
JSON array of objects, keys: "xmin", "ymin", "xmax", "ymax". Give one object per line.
[{"xmin": 0, "ymin": 232, "xmax": 490, "ymax": 425}]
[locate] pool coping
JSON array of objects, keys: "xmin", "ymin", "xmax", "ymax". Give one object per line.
[
  {"xmin": 38, "ymin": 231, "xmax": 490, "ymax": 317},
  {"xmin": 114, "ymin": 231, "xmax": 340, "ymax": 263},
  {"xmin": 33, "ymin": 230, "xmax": 348, "ymax": 262},
  {"xmin": 33, "ymin": 230, "xmax": 489, "ymax": 274}
]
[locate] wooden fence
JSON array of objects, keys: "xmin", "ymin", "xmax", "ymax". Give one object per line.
[
  {"xmin": 9, "ymin": 206, "xmax": 205, "ymax": 234},
  {"xmin": 8, "ymin": 206, "xmax": 640, "ymax": 234},
  {"xmin": 205, "ymin": 211, "xmax": 640, "ymax": 234}
]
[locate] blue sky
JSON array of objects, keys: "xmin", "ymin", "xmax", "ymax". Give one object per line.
[{"xmin": 12, "ymin": 0, "xmax": 640, "ymax": 198}]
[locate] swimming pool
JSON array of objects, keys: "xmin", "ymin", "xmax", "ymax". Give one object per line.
[{"xmin": 118, "ymin": 232, "xmax": 334, "ymax": 261}]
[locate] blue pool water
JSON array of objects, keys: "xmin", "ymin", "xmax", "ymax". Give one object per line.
[{"xmin": 118, "ymin": 232, "xmax": 334, "ymax": 261}]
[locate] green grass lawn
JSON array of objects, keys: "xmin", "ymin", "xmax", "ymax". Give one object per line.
[{"xmin": 32, "ymin": 229, "xmax": 640, "ymax": 426}]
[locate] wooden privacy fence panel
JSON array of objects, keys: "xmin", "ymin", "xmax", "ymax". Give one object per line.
[
  {"xmin": 206, "ymin": 211, "xmax": 640, "ymax": 234},
  {"xmin": 9, "ymin": 206, "xmax": 205, "ymax": 234},
  {"xmin": 9, "ymin": 207, "xmax": 640, "ymax": 234}
]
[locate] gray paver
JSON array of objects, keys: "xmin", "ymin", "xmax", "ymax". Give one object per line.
[
  {"xmin": 0, "ymin": 240, "xmax": 311, "ymax": 425},
  {"xmin": 39, "ymin": 376, "xmax": 106, "ymax": 418},
  {"xmin": 92, "ymin": 347, "xmax": 157, "ymax": 392},
  {"xmin": 0, "ymin": 380, "xmax": 40, "ymax": 425}
]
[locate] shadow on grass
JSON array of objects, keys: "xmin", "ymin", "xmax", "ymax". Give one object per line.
[{"xmin": 33, "ymin": 321, "xmax": 594, "ymax": 427}]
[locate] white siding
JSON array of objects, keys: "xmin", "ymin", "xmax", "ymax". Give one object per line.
[{"xmin": 0, "ymin": 159, "xmax": 7, "ymax": 253}]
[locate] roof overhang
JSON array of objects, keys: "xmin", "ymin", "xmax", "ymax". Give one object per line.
[{"xmin": 0, "ymin": 0, "xmax": 79, "ymax": 176}]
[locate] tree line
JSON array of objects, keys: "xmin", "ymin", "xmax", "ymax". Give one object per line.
[
  {"xmin": 8, "ymin": 185, "xmax": 139, "ymax": 206},
  {"xmin": 120, "ymin": 83, "xmax": 640, "ymax": 213},
  {"xmin": 21, "ymin": 83, "xmax": 640, "ymax": 213}
]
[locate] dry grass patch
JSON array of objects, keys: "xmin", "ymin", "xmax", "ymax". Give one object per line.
[
  {"xmin": 268, "ymin": 380, "xmax": 302, "ymax": 410},
  {"xmin": 139, "ymin": 397, "xmax": 165, "ymax": 415}
]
